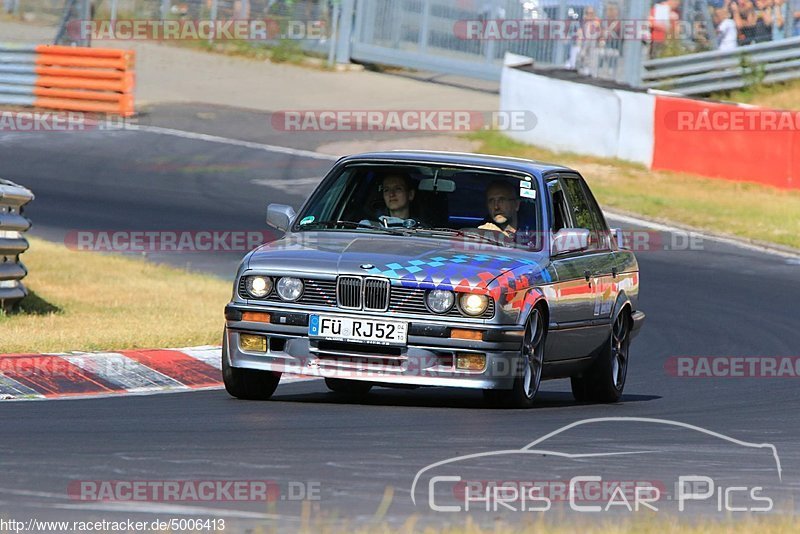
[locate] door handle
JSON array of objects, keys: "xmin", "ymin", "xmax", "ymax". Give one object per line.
[{"xmin": 584, "ymin": 270, "xmax": 592, "ymax": 282}]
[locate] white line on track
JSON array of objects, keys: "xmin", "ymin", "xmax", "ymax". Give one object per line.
[
  {"xmin": 605, "ymin": 210, "xmax": 800, "ymax": 260},
  {"xmin": 50, "ymin": 501, "xmax": 284, "ymax": 519},
  {"xmin": 251, "ymin": 177, "xmax": 323, "ymax": 192},
  {"xmin": 134, "ymin": 125, "xmax": 340, "ymax": 161}
]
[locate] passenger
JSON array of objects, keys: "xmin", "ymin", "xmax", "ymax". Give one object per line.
[{"xmin": 478, "ymin": 180, "xmax": 520, "ymax": 238}]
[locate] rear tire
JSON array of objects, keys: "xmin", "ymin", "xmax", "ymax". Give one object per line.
[
  {"xmin": 483, "ymin": 308, "xmax": 546, "ymax": 409},
  {"xmin": 222, "ymin": 332, "xmax": 281, "ymax": 400},
  {"xmin": 571, "ymin": 310, "xmax": 630, "ymax": 403},
  {"xmin": 324, "ymin": 378, "xmax": 373, "ymax": 397}
]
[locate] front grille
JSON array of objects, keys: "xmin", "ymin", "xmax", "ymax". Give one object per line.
[
  {"xmin": 337, "ymin": 276, "xmax": 362, "ymax": 309},
  {"xmin": 363, "ymin": 278, "xmax": 390, "ymax": 311},
  {"xmin": 335, "ymin": 276, "xmax": 390, "ymax": 311},
  {"xmin": 239, "ymin": 276, "xmax": 494, "ymax": 319},
  {"xmin": 302, "ymin": 279, "xmax": 337, "ymax": 306}
]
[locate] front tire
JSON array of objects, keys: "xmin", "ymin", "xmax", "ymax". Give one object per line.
[
  {"xmin": 571, "ymin": 310, "xmax": 630, "ymax": 403},
  {"xmin": 222, "ymin": 332, "xmax": 281, "ymax": 400},
  {"xmin": 484, "ymin": 308, "xmax": 546, "ymax": 409}
]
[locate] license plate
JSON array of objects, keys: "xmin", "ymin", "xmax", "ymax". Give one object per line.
[{"xmin": 309, "ymin": 315, "xmax": 408, "ymax": 346}]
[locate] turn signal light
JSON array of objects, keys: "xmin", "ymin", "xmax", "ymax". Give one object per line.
[
  {"xmin": 239, "ymin": 334, "xmax": 267, "ymax": 353},
  {"xmin": 456, "ymin": 353, "xmax": 486, "ymax": 371},
  {"xmin": 450, "ymin": 328, "xmax": 484, "ymax": 340},
  {"xmin": 242, "ymin": 311, "xmax": 271, "ymax": 323}
]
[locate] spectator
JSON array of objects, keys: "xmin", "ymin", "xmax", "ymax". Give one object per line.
[
  {"xmin": 732, "ymin": 0, "xmax": 758, "ymax": 45},
  {"xmin": 649, "ymin": 0, "xmax": 682, "ymax": 57},
  {"xmin": 795, "ymin": 0, "xmax": 800, "ymax": 35},
  {"xmin": 716, "ymin": 6, "xmax": 739, "ymax": 50},
  {"xmin": 772, "ymin": 0, "xmax": 787, "ymax": 39},
  {"xmin": 753, "ymin": 0, "xmax": 774, "ymax": 42},
  {"xmin": 598, "ymin": 2, "xmax": 623, "ymax": 77},
  {"xmin": 576, "ymin": 6, "xmax": 602, "ymax": 75}
]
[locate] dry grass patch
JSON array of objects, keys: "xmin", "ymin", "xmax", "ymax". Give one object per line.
[
  {"xmin": 717, "ymin": 78, "xmax": 800, "ymax": 110},
  {"xmin": 1, "ymin": 238, "xmax": 231, "ymax": 354},
  {"xmin": 469, "ymin": 131, "xmax": 800, "ymax": 250}
]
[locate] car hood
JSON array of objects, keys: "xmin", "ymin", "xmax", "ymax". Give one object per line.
[{"xmin": 247, "ymin": 231, "xmax": 550, "ymax": 290}]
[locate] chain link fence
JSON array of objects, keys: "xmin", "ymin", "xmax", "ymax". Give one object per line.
[{"xmin": 7, "ymin": 0, "xmax": 800, "ymax": 87}]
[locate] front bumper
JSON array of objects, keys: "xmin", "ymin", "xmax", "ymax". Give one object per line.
[
  {"xmin": 631, "ymin": 310, "xmax": 646, "ymax": 339},
  {"xmin": 224, "ymin": 304, "xmax": 525, "ymax": 390}
]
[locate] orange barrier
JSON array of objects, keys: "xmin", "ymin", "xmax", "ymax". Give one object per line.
[
  {"xmin": 652, "ymin": 96, "xmax": 798, "ymax": 190},
  {"xmin": 35, "ymin": 54, "xmax": 133, "ymax": 70},
  {"xmin": 32, "ymin": 87, "xmax": 129, "ymax": 103},
  {"xmin": 34, "ymin": 66, "xmax": 134, "ymax": 82},
  {"xmin": 0, "ymin": 44, "xmax": 135, "ymax": 117},
  {"xmin": 33, "ymin": 96, "xmax": 134, "ymax": 115},
  {"xmin": 35, "ymin": 75, "xmax": 133, "ymax": 92},
  {"xmin": 34, "ymin": 44, "xmax": 133, "ymax": 59}
]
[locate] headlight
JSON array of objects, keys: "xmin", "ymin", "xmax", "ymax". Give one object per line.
[
  {"xmin": 245, "ymin": 276, "xmax": 272, "ymax": 298},
  {"xmin": 426, "ymin": 289, "xmax": 455, "ymax": 314},
  {"xmin": 459, "ymin": 293, "xmax": 489, "ymax": 316},
  {"xmin": 276, "ymin": 277, "xmax": 304, "ymax": 301}
]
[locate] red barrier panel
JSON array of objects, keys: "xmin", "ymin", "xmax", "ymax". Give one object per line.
[{"xmin": 652, "ymin": 96, "xmax": 798, "ymax": 189}]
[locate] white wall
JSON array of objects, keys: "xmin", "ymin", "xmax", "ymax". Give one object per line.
[{"xmin": 499, "ymin": 65, "xmax": 655, "ymax": 167}]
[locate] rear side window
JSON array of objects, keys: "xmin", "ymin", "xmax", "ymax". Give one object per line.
[{"xmin": 561, "ymin": 177, "xmax": 605, "ymax": 251}]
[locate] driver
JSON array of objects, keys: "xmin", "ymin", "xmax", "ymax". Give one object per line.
[
  {"xmin": 478, "ymin": 180, "xmax": 520, "ymax": 238},
  {"xmin": 381, "ymin": 173, "xmax": 416, "ymax": 220}
]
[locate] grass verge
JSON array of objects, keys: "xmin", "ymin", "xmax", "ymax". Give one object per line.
[
  {"xmin": 713, "ymin": 78, "xmax": 800, "ymax": 110},
  {"xmin": 172, "ymin": 38, "xmax": 330, "ymax": 69},
  {"xmin": 0, "ymin": 238, "xmax": 231, "ymax": 354},
  {"xmin": 469, "ymin": 131, "xmax": 800, "ymax": 251}
]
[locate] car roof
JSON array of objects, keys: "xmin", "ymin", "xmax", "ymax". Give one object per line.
[{"xmin": 337, "ymin": 150, "xmax": 576, "ymax": 177}]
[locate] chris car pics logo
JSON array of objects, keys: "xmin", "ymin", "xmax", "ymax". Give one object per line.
[{"xmin": 411, "ymin": 417, "xmax": 782, "ymax": 514}]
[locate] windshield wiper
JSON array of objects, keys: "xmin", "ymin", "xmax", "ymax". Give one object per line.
[
  {"xmin": 408, "ymin": 227, "xmax": 511, "ymax": 247},
  {"xmin": 298, "ymin": 220, "xmax": 408, "ymax": 235}
]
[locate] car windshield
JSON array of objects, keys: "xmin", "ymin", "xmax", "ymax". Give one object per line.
[{"xmin": 294, "ymin": 162, "xmax": 543, "ymax": 251}]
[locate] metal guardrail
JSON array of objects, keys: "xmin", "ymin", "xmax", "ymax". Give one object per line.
[
  {"xmin": 642, "ymin": 36, "xmax": 800, "ymax": 96},
  {"xmin": 0, "ymin": 179, "xmax": 34, "ymax": 312}
]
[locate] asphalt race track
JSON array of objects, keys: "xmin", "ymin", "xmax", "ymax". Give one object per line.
[{"xmin": 2, "ymin": 105, "xmax": 799, "ymax": 528}]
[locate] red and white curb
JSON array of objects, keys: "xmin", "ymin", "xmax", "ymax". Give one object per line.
[{"xmin": 0, "ymin": 346, "xmax": 314, "ymax": 401}]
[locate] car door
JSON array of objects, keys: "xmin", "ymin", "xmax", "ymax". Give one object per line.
[
  {"xmin": 546, "ymin": 174, "xmax": 614, "ymax": 360},
  {"xmin": 575, "ymin": 174, "xmax": 618, "ymax": 322}
]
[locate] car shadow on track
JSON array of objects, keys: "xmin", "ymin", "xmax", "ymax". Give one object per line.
[{"xmin": 269, "ymin": 387, "xmax": 661, "ymax": 410}]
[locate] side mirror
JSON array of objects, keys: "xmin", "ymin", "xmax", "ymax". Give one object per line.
[
  {"xmin": 551, "ymin": 228, "xmax": 590, "ymax": 256},
  {"xmin": 267, "ymin": 204, "xmax": 296, "ymax": 232},
  {"xmin": 611, "ymin": 228, "xmax": 626, "ymax": 249}
]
